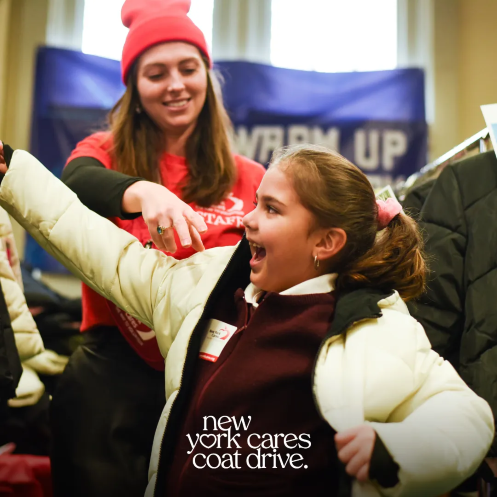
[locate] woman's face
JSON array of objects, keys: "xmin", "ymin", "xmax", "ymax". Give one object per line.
[
  {"xmin": 136, "ymin": 42, "xmax": 208, "ymax": 135},
  {"xmin": 243, "ymin": 165, "xmax": 324, "ymax": 293}
]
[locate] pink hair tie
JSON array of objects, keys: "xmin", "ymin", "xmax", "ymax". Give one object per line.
[{"xmin": 376, "ymin": 198, "xmax": 403, "ymax": 230}]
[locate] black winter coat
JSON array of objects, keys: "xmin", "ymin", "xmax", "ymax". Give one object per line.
[{"xmin": 407, "ymin": 150, "xmax": 497, "ymax": 455}]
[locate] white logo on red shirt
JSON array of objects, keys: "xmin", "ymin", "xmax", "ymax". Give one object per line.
[{"xmin": 196, "ymin": 194, "xmax": 246, "ymax": 227}]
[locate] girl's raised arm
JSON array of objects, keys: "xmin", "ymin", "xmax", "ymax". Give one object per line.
[{"xmin": 0, "ymin": 148, "xmax": 184, "ymax": 330}]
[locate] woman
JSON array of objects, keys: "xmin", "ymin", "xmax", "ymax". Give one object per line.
[
  {"xmin": 51, "ymin": 0, "xmax": 264, "ymax": 495},
  {"xmin": 0, "ymin": 143, "xmax": 493, "ymax": 497}
]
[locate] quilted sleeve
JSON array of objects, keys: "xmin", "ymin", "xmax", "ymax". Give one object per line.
[
  {"xmin": 0, "ymin": 150, "xmax": 183, "ymax": 333},
  {"xmin": 371, "ymin": 322, "xmax": 494, "ymax": 497},
  {"xmin": 407, "ymin": 165, "xmax": 466, "ymax": 369}
]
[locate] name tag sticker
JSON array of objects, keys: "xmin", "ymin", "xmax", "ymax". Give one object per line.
[{"xmin": 199, "ymin": 319, "xmax": 237, "ymax": 363}]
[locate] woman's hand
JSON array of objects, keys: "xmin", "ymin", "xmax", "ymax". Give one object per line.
[
  {"xmin": 335, "ymin": 425, "xmax": 376, "ymax": 482},
  {"xmin": 0, "ymin": 141, "xmax": 7, "ymax": 174},
  {"xmin": 122, "ymin": 180, "xmax": 208, "ymax": 253}
]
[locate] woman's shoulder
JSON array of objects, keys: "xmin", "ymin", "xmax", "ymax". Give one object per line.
[
  {"xmin": 233, "ymin": 154, "xmax": 266, "ymax": 179},
  {"xmin": 65, "ymin": 131, "xmax": 114, "ymax": 168}
]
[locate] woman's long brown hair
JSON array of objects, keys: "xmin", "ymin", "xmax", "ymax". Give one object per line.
[{"xmin": 107, "ymin": 58, "xmax": 237, "ymax": 207}]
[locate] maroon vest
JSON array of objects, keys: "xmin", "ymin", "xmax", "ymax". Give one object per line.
[{"xmin": 165, "ymin": 288, "xmax": 341, "ymax": 497}]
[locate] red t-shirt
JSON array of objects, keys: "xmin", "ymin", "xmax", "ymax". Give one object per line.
[{"xmin": 66, "ymin": 132, "xmax": 265, "ymax": 332}]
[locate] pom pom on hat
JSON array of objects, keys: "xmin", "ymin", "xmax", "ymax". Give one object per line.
[
  {"xmin": 121, "ymin": 0, "xmax": 211, "ymax": 84},
  {"xmin": 122, "ymin": 0, "xmax": 190, "ymax": 27}
]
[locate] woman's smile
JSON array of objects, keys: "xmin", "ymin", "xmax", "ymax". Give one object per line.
[{"xmin": 162, "ymin": 98, "xmax": 192, "ymax": 110}]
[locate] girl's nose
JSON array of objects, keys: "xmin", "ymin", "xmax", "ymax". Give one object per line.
[{"xmin": 243, "ymin": 209, "xmax": 256, "ymax": 231}]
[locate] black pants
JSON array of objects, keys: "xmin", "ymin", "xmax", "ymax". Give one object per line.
[
  {"xmin": 0, "ymin": 393, "xmax": 51, "ymax": 455},
  {"xmin": 50, "ymin": 327, "xmax": 165, "ymax": 497}
]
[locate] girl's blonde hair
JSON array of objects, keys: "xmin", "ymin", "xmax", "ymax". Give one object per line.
[
  {"xmin": 270, "ymin": 144, "xmax": 426, "ymax": 301},
  {"xmin": 107, "ymin": 57, "xmax": 237, "ymax": 207}
]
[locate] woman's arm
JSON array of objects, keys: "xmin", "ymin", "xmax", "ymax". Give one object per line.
[
  {"xmin": 0, "ymin": 147, "xmax": 194, "ymax": 330},
  {"xmin": 62, "ymin": 156, "xmax": 208, "ymax": 253},
  {"xmin": 120, "ymin": 179, "xmax": 208, "ymax": 253},
  {"xmin": 62, "ymin": 157, "xmax": 143, "ymax": 219}
]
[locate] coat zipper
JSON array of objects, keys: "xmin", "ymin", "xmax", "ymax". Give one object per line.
[
  {"xmin": 153, "ymin": 242, "xmax": 247, "ymax": 497},
  {"xmin": 175, "ymin": 299, "xmax": 251, "ymax": 493}
]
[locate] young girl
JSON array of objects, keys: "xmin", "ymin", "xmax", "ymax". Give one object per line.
[{"xmin": 0, "ymin": 142, "xmax": 493, "ymax": 497}]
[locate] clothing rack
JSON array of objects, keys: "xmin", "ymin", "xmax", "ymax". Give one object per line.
[{"xmin": 396, "ymin": 128, "xmax": 493, "ymax": 200}]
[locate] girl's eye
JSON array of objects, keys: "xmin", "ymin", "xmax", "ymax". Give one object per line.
[
  {"xmin": 148, "ymin": 73, "xmax": 163, "ymax": 80},
  {"xmin": 182, "ymin": 67, "xmax": 196, "ymax": 75},
  {"xmin": 253, "ymin": 201, "xmax": 277, "ymax": 214}
]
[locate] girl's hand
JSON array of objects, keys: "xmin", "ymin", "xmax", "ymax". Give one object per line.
[
  {"xmin": 335, "ymin": 425, "xmax": 376, "ymax": 482},
  {"xmin": 0, "ymin": 141, "xmax": 7, "ymax": 174},
  {"xmin": 122, "ymin": 180, "xmax": 208, "ymax": 253}
]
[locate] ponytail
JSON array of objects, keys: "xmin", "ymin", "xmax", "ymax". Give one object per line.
[
  {"xmin": 336, "ymin": 212, "xmax": 426, "ymax": 301},
  {"xmin": 270, "ymin": 144, "xmax": 427, "ymax": 301}
]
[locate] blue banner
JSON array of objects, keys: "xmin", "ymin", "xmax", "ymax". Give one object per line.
[{"xmin": 27, "ymin": 47, "xmax": 427, "ymax": 272}]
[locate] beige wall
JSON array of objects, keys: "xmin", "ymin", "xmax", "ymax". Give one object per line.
[
  {"xmin": 431, "ymin": 0, "xmax": 497, "ymax": 160},
  {"xmin": 431, "ymin": 0, "xmax": 459, "ymax": 160},
  {"xmin": 1, "ymin": 0, "xmax": 49, "ymax": 260},
  {"xmin": 0, "ymin": 0, "xmax": 81, "ymax": 297},
  {"xmin": 457, "ymin": 0, "xmax": 497, "ymax": 141},
  {"xmin": 0, "ymin": 0, "xmax": 12, "ymax": 140},
  {"xmin": 2, "ymin": 0, "xmax": 49, "ymax": 149}
]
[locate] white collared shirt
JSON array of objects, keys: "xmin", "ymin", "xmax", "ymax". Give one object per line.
[{"xmin": 244, "ymin": 273, "xmax": 338, "ymax": 308}]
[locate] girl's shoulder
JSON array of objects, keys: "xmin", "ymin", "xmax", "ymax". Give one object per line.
[
  {"xmin": 65, "ymin": 131, "xmax": 114, "ymax": 169},
  {"xmin": 346, "ymin": 291, "xmax": 431, "ymax": 364}
]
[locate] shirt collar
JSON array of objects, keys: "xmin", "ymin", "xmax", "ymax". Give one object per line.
[{"xmin": 244, "ymin": 273, "xmax": 338, "ymax": 308}]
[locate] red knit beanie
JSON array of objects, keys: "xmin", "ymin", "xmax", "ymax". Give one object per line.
[{"xmin": 121, "ymin": 0, "xmax": 211, "ymax": 84}]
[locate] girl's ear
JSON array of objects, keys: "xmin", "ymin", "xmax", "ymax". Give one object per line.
[{"xmin": 314, "ymin": 228, "xmax": 347, "ymax": 261}]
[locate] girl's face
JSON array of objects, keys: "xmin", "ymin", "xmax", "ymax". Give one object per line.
[
  {"xmin": 136, "ymin": 42, "xmax": 208, "ymax": 136},
  {"xmin": 243, "ymin": 166, "xmax": 326, "ymax": 293}
]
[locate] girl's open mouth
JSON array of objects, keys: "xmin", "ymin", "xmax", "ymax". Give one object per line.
[{"xmin": 249, "ymin": 241, "xmax": 266, "ymax": 267}]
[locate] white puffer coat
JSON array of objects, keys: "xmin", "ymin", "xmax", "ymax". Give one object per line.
[{"xmin": 0, "ymin": 150, "xmax": 494, "ymax": 497}]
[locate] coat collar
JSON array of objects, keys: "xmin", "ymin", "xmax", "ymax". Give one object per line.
[
  {"xmin": 327, "ymin": 287, "xmax": 395, "ymax": 339},
  {"xmin": 244, "ymin": 273, "xmax": 338, "ymax": 307},
  {"xmin": 230, "ymin": 237, "xmax": 395, "ymax": 337}
]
